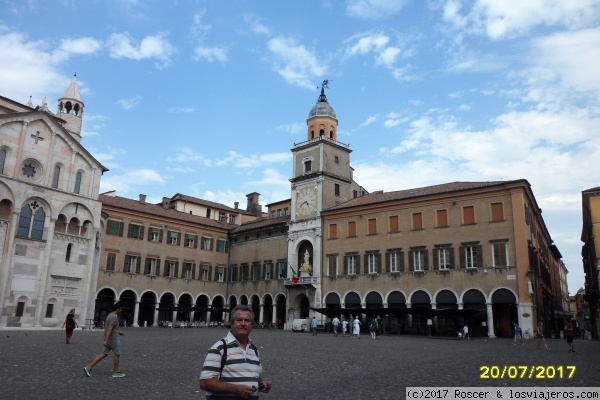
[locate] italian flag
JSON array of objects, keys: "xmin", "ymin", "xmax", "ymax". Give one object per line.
[{"xmin": 290, "ymin": 265, "xmax": 299, "ymax": 284}]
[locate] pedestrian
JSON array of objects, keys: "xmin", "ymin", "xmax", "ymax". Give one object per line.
[
  {"xmin": 348, "ymin": 314, "xmax": 353, "ymax": 337},
  {"xmin": 353, "ymin": 316, "xmax": 361, "ymax": 339},
  {"xmin": 565, "ymin": 320, "xmax": 575, "ymax": 353},
  {"xmin": 84, "ymin": 302, "xmax": 126, "ymax": 378},
  {"xmin": 536, "ymin": 321, "xmax": 550, "ymax": 351},
  {"xmin": 376, "ymin": 316, "xmax": 382, "ymax": 340},
  {"xmin": 342, "ymin": 318, "xmax": 348, "ymax": 337},
  {"xmin": 513, "ymin": 322, "xmax": 523, "ymax": 345},
  {"xmin": 462, "ymin": 324, "xmax": 469, "ymax": 340},
  {"xmin": 199, "ymin": 305, "xmax": 272, "ymax": 399},
  {"xmin": 311, "ymin": 316, "xmax": 318, "ymax": 336},
  {"xmin": 62, "ymin": 308, "xmax": 78, "ymax": 344},
  {"xmin": 370, "ymin": 317, "xmax": 377, "ymax": 339},
  {"xmin": 332, "ymin": 316, "xmax": 340, "ymax": 337}
]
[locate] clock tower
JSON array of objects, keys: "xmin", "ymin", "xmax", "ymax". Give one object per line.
[{"xmin": 287, "ymin": 81, "xmax": 359, "ymax": 319}]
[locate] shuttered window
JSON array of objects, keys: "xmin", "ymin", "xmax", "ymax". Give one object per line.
[
  {"xmin": 389, "ymin": 215, "xmax": 399, "ymax": 232},
  {"xmin": 412, "ymin": 213, "xmax": 423, "ymax": 230},
  {"xmin": 367, "ymin": 218, "xmax": 377, "ymax": 235},
  {"xmin": 463, "ymin": 206, "xmax": 475, "ymax": 224},
  {"xmin": 436, "ymin": 209, "xmax": 448, "ymax": 227},
  {"xmin": 347, "ymin": 221, "xmax": 357, "ymax": 237},
  {"xmin": 491, "ymin": 202, "xmax": 504, "ymax": 222}
]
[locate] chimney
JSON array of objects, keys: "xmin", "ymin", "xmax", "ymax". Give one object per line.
[
  {"xmin": 162, "ymin": 197, "xmax": 170, "ymax": 209},
  {"xmin": 139, "ymin": 194, "xmax": 146, "ymax": 204},
  {"xmin": 234, "ymin": 202, "xmax": 239, "ymax": 210}
]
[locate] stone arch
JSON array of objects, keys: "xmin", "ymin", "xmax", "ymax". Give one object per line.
[
  {"xmin": 296, "ymin": 239, "xmax": 314, "ymax": 277},
  {"xmin": 195, "ymin": 294, "xmax": 210, "ymax": 322},
  {"xmin": 292, "ymin": 292, "xmax": 310, "ymax": 320},
  {"xmin": 490, "ymin": 287, "xmax": 519, "ymax": 338},
  {"xmin": 211, "ymin": 295, "xmax": 226, "ymax": 323},
  {"xmin": 138, "ymin": 290, "xmax": 157, "ymax": 327},
  {"xmin": 262, "ymin": 293, "xmax": 274, "ymax": 324},
  {"xmin": 239, "ymin": 294, "xmax": 248, "ymax": 305},
  {"xmin": 94, "ymin": 287, "xmax": 117, "ymax": 325},
  {"xmin": 275, "ymin": 293, "xmax": 287, "ymax": 328}
]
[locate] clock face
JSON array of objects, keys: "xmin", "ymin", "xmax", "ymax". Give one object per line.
[{"xmin": 296, "ymin": 187, "xmax": 317, "ymax": 216}]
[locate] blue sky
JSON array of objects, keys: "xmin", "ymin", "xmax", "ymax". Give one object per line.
[{"xmin": 1, "ymin": 0, "xmax": 599, "ymax": 293}]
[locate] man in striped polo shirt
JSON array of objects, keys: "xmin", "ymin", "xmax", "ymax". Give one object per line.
[{"xmin": 200, "ymin": 305, "xmax": 272, "ymax": 399}]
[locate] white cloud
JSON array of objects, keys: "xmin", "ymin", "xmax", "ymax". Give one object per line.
[
  {"xmin": 166, "ymin": 147, "xmax": 212, "ymax": 165},
  {"xmin": 106, "ymin": 32, "xmax": 174, "ymax": 69},
  {"xmin": 116, "ymin": 95, "xmax": 141, "ymax": 110},
  {"xmin": 358, "ymin": 115, "xmax": 378, "ymax": 128},
  {"xmin": 59, "ymin": 37, "xmax": 103, "ymax": 55},
  {"xmin": 276, "ymin": 122, "xmax": 304, "ymax": 135},
  {"xmin": 442, "ymin": 0, "xmax": 600, "ymax": 40},
  {"xmin": 193, "ymin": 45, "xmax": 228, "ymax": 63},
  {"xmin": 167, "ymin": 107, "xmax": 195, "ymax": 113},
  {"xmin": 267, "ymin": 37, "xmax": 326, "ymax": 89},
  {"xmin": 215, "ymin": 150, "xmax": 291, "ymax": 168},
  {"xmin": 100, "ymin": 168, "xmax": 166, "ymax": 195},
  {"xmin": 244, "ymin": 15, "xmax": 270, "ymax": 36},
  {"xmin": 346, "ymin": 0, "xmax": 409, "ymax": 20}
]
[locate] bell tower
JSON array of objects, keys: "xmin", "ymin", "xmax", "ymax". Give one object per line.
[{"xmin": 56, "ymin": 74, "xmax": 84, "ymax": 142}]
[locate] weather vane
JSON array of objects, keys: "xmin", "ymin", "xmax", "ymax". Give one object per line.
[{"xmin": 318, "ymin": 79, "xmax": 332, "ymax": 91}]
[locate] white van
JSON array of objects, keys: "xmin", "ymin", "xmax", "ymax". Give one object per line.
[{"xmin": 292, "ymin": 318, "xmax": 308, "ymax": 332}]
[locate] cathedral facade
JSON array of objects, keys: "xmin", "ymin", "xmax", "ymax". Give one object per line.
[{"xmin": 0, "ymin": 76, "xmax": 107, "ymax": 328}]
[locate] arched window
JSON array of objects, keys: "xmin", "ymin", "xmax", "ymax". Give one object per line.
[
  {"xmin": 0, "ymin": 148, "xmax": 6, "ymax": 174},
  {"xmin": 66, "ymin": 243, "xmax": 72, "ymax": 262},
  {"xmin": 16, "ymin": 202, "xmax": 45, "ymax": 240},
  {"xmin": 74, "ymin": 171, "xmax": 82, "ymax": 194},
  {"xmin": 52, "ymin": 165, "xmax": 60, "ymax": 188}
]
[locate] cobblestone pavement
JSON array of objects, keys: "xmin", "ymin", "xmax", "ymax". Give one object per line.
[{"xmin": 0, "ymin": 327, "xmax": 598, "ymax": 400}]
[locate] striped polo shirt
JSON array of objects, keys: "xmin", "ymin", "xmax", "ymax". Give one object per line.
[{"xmin": 200, "ymin": 331, "xmax": 262, "ymax": 399}]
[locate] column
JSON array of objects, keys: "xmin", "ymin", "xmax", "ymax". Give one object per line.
[
  {"xmin": 190, "ymin": 310, "xmax": 195, "ymax": 323},
  {"xmin": 132, "ymin": 301, "xmax": 140, "ymax": 327},
  {"xmin": 34, "ymin": 216, "xmax": 56, "ymax": 327},
  {"xmin": 431, "ymin": 303, "xmax": 437, "ymax": 334},
  {"xmin": 259, "ymin": 303, "xmax": 265, "ymax": 323},
  {"xmin": 153, "ymin": 302, "xmax": 159, "ymax": 327},
  {"xmin": 172, "ymin": 303, "xmax": 177, "ymax": 323},
  {"xmin": 486, "ymin": 303, "xmax": 496, "ymax": 338},
  {"xmin": 80, "ymin": 226, "xmax": 97, "ymax": 325},
  {"xmin": 407, "ymin": 302, "xmax": 413, "ymax": 329},
  {"xmin": 0, "ymin": 211, "xmax": 20, "ymax": 316},
  {"xmin": 272, "ymin": 304, "xmax": 277, "ymax": 325},
  {"xmin": 13, "ymin": 121, "xmax": 28, "ymax": 177},
  {"xmin": 206, "ymin": 311, "xmax": 212, "ymax": 325}
]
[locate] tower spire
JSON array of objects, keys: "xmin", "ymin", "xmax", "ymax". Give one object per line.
[{"xmin": 57, "ymin": 73, "xmax": 84, "ymax": 141}]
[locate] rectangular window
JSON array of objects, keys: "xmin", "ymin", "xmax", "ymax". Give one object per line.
[
  {"xmin": 465, "ymin": 246, "xmax": 477, "ymax": 268},
  {"xmin": 252, "ymin": 264, "xmax": 261, "ymax": 281},
  {"xmin": 166, "ymin": 261, "xmax": 176, "ymax": 278},
  {"xmin": 183, "ymin": 262, "xmax": 193, "ymax": 279},
  {"xmin": 218, "ymin": 212, "xmax": 226, "ymax": 222},
  {"xmin": 389, "ymin": 215, "xmax": 399, "ymax": 232},
  {"xmin": 277, "ymin": 261, "xmax": 287, "ymax": 279},
  {"xmin": 438, "ymin": 248, "xmax": 450, "ymax": 270},
  {"xmin": 271, "ymin": 211, "xmax": 276, "ymax": 218},
  {"xmin": 412, "ymin": 213, "xmax": 423, "ymax": 230},
  {"xmin": 413, "ymin": 250, "xmax": 425, "ymax": 271},
  {"xmin": 128, "ymin": 224, "xmax": 143, "ymax": 239},
  {"xmin": 264, "ymin": 263, "xmax": 272, "ymax": 280},
  {"xmin": 106, "ymin": 252, "xmax": 116, "ymax": 271},
  {"xmin": 146, "ymin": 258, "xmax": 158, "ymax": 275},
  {"xmin": 335, "ymin": 184, "xmax": 340, "ymax": 196},
  {"xmin": 16, "ymin": 302, "xmax": 24, "ymax": 317},
  {"xmin": 463, "ymin": 206, "xmax": 475, "ymax": 224},
  {"xmin": 206, "ymin": 208, "xmax": 211, "ymax": 218},
  {"xmin": 347, "ymin": 221, "xmax": 357, "ymax": 237},
  {"xmin": 492, "ymin": 242, "xmax": 509, "ymax": 267},
  {"xmin": 126, "ymin": 256, "xmax": 137, "ymax": 273},
  {"xmin": 216, "ymin": 266, "xmax": 224, "ymax": 282},
  {"xmin": 304, "ymin": 160, "xmax": 312, "ymax": 172},
  {"xmin": 201, "ymin": 266, "xmax": 209, "ymax": 281},
  {"xmin": 389, "ymin": 251, "xmax": 400, "ymax": 273},
  {"xmin": 353, "ymin": 190, "xmax": 358, "ymax": 198},
  {"xmin": 168, "ymin": 231, "xmax": 179, "ymax": 245},
  {"xmin": 491, "ymin": 202, "xmax": 504, "ymax": 222},
  {"xmin": 45, "ymin": 303, "xmax": 54, "ymax": 318},
  {"xmin": 186, "ymin": 234, "xmax": 196, "ymax": 248},
  {"xmin": 347, "ymin": 255, "xmax": 357, "ymax": 275},
  {"xmin": 283, "ymin": 207, "xmax": 289, "ymax": 215},
  {"xmin": 368, "ymin": 253, "xmax": 377, "ymax": 274},
  {"xmin": 328, "ymin": 255, "xmax": 338, "ymax": 276},
  {"xmin": 230, "ymin": 266, "xmax": 238, "ymax": 282},
  {"xmin": 367, "ymin": 218, "xmax": 377, "ymax": 235},
  {"xmin": 202, "ymin": 237, "xmax": 212, "ymax": 251},
  {"xmin": 149, "ymin": 227, "xmax": 161, "ymax": 242},
  {"xmin": 241, "ymin": 264, "xmax": 249, "ymax": 281},
  {"xmin": 216, "ymin": 239, "xmax": 228, "ymax": 253},
  {"xmin": 436, "ymin": 209, "xmax": 448, "ymax": 228},
  {"xmin": 277, "ymin": 209, "xmax": 282, "ymax": 217},
  {"xmin": 228, "ymin": 215, "xmax": 235, "ymax": 224},
  {"xmin": 335, "ymin": 156, "xmax": 339, "ymax": 163},
  {"xmin": 328, "ymin": 223, "xmax": 338, "ymax": 239},
  {"xmin": 107, "ymin": 220, "xmax": 123, "ymax": 236}
]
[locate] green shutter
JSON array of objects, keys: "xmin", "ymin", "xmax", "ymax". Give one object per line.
[{"xmin": 266, "ymin": 264, "xmax": 272, "ymax": 273}]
